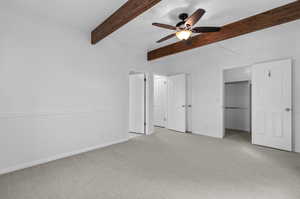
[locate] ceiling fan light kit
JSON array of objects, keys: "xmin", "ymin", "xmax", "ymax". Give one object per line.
[
  {"xmin": 176, "ymin": 30, "xmax": 192, "ymax": 40},
  {"xmin": 152, "ymin": 8, "xmax": 221, "ymax": 43}
]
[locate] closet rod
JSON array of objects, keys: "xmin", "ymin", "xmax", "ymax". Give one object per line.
[{"xmin": 225, "ymin": 107, "xmax": 249, "ymax": 110}]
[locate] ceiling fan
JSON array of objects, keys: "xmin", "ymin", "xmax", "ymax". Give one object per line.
[{"xmin": 152, "ymin": 9, "xmax": 221, "ymax": 43}]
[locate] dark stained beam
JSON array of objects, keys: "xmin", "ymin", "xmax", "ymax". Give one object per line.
[
  {"xmin": 148, "ymin": 1, "xmax": 300, "ymax": 61},
  {"xmin": 91, "ymin": 0, "xmax": 161, "ymax": 44}
]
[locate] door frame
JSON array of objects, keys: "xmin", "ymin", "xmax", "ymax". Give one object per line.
[{"xmin": 221, "ymin": 66, "xmax": 252, "ymax": 138}]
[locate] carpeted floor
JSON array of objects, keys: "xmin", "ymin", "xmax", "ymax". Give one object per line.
[
  {"xmin": 0, "ymin": 127, "xmax": 300, "ymax": 199},
  {"xmin": 224, "ymin": 129, "xmax": 251, "ymax": 143}
]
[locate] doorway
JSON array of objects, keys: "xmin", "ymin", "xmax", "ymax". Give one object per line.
[
  {"xmin": 153, "ymin": 74, "xmax": 187, "ymax": 133},
  {"xmin": 223, "ymin": 66, "xmax": 252, "ymax": 142}
]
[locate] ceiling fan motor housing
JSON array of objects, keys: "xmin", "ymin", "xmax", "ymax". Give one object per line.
[
  {"xmin": 176, "ymin": 13, "xmax": 189, "ymax": 28},
  {"xmin": 179, "ymin": 13, "xmax": 188, "ymax": 21}
]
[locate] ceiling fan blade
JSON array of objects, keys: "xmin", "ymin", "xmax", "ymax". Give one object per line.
[
  {"xmin": 156, "ymin": 33, "xmax": 176, "ymax": 43},
  {"xmin": 185, "ymin": 9, "xmax": 206, "ymax": 27},
  {"xmin": 192, "ymin": 27, "xmax": 221, "ymax": 33},
  {"xmin": 152, "ymin": 23, "xmax": 177, "ymax": 30}
]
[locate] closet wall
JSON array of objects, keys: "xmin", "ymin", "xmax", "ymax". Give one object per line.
[{"xmin": 224, "ymin": 82, "xmax": 251, "ymax": 132}]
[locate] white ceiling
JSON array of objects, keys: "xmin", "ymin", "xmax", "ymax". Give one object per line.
[{"xmin": 2, "ymin": 0, "xmax": 298, "ymax": 51}]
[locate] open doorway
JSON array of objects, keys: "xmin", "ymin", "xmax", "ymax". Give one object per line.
[
  {"xmin": 154, "ymin": 74, "xmax": 188, "ymax": 133},
  {"xmin": 223, "ymin": 66, "xmax": 252, "ymax": 143}
]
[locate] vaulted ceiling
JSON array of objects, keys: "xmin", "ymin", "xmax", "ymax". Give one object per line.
[
  {"xmin": 109, "ymin": 0, "xmax": 297, "ymax": 50},
  {"xmin": 3, "ymin": 0, "xmax": 299, "ymax": 59}
]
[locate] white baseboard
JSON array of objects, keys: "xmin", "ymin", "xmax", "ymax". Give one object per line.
[{"xmin": 0, "ymin": 138, "xmax": 129, "ymax": 176}]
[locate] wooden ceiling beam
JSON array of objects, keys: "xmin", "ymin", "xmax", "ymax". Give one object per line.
[
  {"xmin": 147, "ymin": 1, "xmax": 300, "ymax": 61},
  {"xmin": 91, "ymin": 0, "xmax": 161, "ymax": 45}
]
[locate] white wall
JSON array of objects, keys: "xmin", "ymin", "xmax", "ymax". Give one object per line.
[
  {"xmin": 224, "ymin": 66, "xmax": 252, "ymax": 83},
  {"xmin": 0, "ymin": 9, "xmax": 133, "ymax": 174},
  {"xmin": 158, "ymin": 20, "xmax": 300, "ymax": 152}
]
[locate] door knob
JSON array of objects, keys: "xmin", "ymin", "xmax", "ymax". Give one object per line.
[{"xmin": 285, "ymin": 108, "xmax": 292, "ymax": 112}]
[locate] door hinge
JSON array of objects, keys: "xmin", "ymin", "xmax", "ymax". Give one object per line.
[
  {"xmin": 144, "ymin": 78, "xmax": 147, "ymax": 82},
  {"xmin": 268, "ymin": 70, "xmax": 271, "ymax": 78},
  {"xmin": 285, "ymin": 108, "xmax": 292, "ymax": 112},
  {"xmin": 144, "ymin": 122, "xmax": 146, "ymax": 126}
]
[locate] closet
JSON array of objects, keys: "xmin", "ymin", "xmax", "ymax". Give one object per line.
[{"xmin": 223, "ymin": 66, "xmax": 252, "ymax": 139}]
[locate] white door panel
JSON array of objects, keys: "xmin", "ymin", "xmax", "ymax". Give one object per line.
[
  {"xmin": 167, "ymin": 74, "xmax": 186, "ymax": 132},
  {"xmin": 129, "ymin": 74, "xmax": 145, "ymax": 134},
  {"xmin": 154, "ymin": 76, "xmax": 167, "ymax": 127},
  {"xmin": 252, "ymin": 59, "xmax": 292, "ymax": 151}
]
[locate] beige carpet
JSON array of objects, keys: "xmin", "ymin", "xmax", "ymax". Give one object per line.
[
  {"xmin": 225, "ymin": 129, "xmax": 251, "ymax": 143},
  {"xmin": 0, "ymin": 127, "xmax": 300, "ymax": 199}
]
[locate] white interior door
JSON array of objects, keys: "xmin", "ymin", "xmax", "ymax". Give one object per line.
[
  {"xmin": 129, "ymin": 74, "xmax": 145, "ymax": 134},
  {"xmin": 154, "ymin": 76, "xmax": 167, "ymax": 127},
  {"xmin": 167, "ymin": 74, "xmax": 186, "ymax": 132},
  {"xmin": 252, "ymin": 59, "xmax": 292, "ymax": 151}
]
